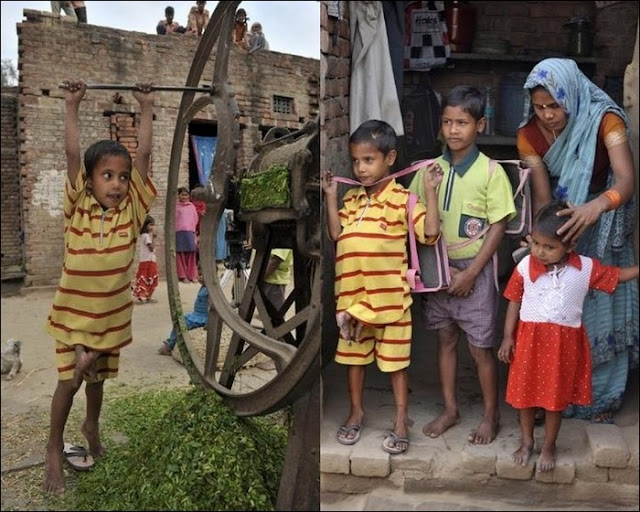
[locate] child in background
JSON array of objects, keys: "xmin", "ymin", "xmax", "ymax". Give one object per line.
[
  {"xmin": 409, "ymin": 85, "xmax": 516, "ymax": 445},
  {"xmin": 498, "ymin": 200, "xmax": 638, "ymax": 472},
  {"xmin": 248, "ymin": 22, "xmax": 269, "ymax": 54},
  {"xmin": 175, "ymin": 186, "xmax": 199, "ymax": 283},
  {"xmin": 158, "ymin": 270, "xmax": 209, "ymax": 355},
  {"xmin": 322, "ymin": 119, "xmax": 443, "ymax": 454},
  {"xmin": 263, "ymin": 248, "xmax": 293, "ymax": 312},
  {"xmin": 44, "ymin": 79, "xmax": 155, "ymax": 493},
  {"xmin": 132, "ymin": 215, "xmax": 158, "ymax": 304}
]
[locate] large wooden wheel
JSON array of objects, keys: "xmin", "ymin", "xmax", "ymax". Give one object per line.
[{"xmin": 164, "ymin": 1, "xmax": 320, "ymax": 416}]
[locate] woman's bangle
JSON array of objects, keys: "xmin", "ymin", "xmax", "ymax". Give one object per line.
[{"xmin": 602, "ymin": 189, "xmax": 622, "ymax": 211}]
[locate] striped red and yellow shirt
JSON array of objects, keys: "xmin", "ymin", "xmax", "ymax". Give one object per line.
[
  {"xmin": 46, "ymin": 165, "xmax": 157, "ymax": 350},
  {"xmin": 335, "ymin": 179, "xmax": 429, "ymax": 326}
]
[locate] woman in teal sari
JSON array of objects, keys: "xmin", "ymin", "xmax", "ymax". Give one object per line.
[{"xmin": 517, "ymin": 58, "xmax": 638, "ymax": 423}]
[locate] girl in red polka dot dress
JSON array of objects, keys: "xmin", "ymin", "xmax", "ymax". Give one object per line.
[{"xmin": 498, "ymin": 200, "xmax": 638, "ymax": 473}]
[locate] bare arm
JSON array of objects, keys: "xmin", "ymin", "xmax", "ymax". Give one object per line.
[
  {"xmin": 497, "ymin": 300, "xmax": 521, "ymax": 363},
  {"xmin": 421, "ymin": 162, "xmax": 443, "ymax": 239},
  {"xmin": 321, "ymin": 170, "xmax": 342, "ymax": 241},
  {"xmin": 62, "ymin": 79, "xmax": 86, "ymax": 185},
  {"xmin": 619, "ymin": 265, "xmax": 639, "ymax": 283},
  {"xmin": 557, "ymin": 141, "xmax": 636, "ymax": 244},
  {"xmin": 132, "ymin": 83, "xmax": 154, "ymax": 182}
]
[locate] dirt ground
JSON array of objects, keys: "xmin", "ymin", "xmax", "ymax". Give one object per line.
[{"xmin": 0, "ymin": 279, "xmax": 200, "ymax": 510}]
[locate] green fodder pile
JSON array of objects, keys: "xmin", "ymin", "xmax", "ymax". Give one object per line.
[{"xmin": 63, "ymin": 388, "xmax": 287, "ymax": 511}]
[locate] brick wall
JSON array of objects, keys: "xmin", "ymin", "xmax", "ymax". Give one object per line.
[
  {"xmin": 1, "ymin": 87, "xmax": 22, "ymax": 277},
  {"xmin": 13, "ymin": 9, "xmax": 319, "ymax": 286}
]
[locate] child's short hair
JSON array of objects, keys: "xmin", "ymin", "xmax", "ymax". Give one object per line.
[
  {"xmin": 84, "ymin": 140, "xmax": 132, "ymax": 178},
  {"xmin": 165, "ymin": 6, "xmax": 174, "ymax": 16},
  {"xmin": 177, "ymin": 186, "xmax": 190, "ymax": 195},
  {"xmin": 443, "ymin": 85, "xmax": 485, "ymax": 121},
  {"xmin": 533, "ymin": 200, "xmax": 569, "ymax": 241},
  {"xmin": 349, "ymin": 120, "xmax": 397, "ymax": 155},
  {"xmin": 141, "ymin": 215, "xmax": 155, "ymax": 234}
]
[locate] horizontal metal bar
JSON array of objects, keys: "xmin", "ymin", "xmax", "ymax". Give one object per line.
[{"xmin": 58, "ymin": 84, "xmax": 213, "ymax": 93}]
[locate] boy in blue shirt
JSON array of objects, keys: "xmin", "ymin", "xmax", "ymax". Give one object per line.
[{"xmin": 409, "ymin": 85, "xmax": 516, "ymax": 444}]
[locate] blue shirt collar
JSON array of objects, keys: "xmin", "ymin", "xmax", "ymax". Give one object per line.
[{"xmin": 442, "ymin": 146, "xmax": 480, "ymax": 177}]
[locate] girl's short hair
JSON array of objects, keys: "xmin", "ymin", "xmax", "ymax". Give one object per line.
[
  {"xmin": 443, "ymin": 85, "xmax": 485, "ymax": 121},
  {"xmin": 349, "ymin": 119, "xmax": 397, "ymax": 155},
  {"xmin": 84, "ymin": 140, "xmax": 132, "ymax": 178},
  {"xmin": 533, "ymin": 200, "xmax": 569, "ymax": 241},
  {"xmin": 177, "ymin": 186, "xmax": 190, "ymax": 195}
]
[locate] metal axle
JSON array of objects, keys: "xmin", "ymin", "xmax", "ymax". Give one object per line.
[{"xmin": 58, "ymin": 83, "xmax": 214, "ymax": 93}]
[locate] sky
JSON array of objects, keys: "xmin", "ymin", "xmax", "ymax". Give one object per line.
[{"xmin": 1, "ymin": 1, "xmax": 320, "ymax": 68}]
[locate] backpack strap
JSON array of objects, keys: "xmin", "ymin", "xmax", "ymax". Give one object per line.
[
  {"xmin": 406, "ymin": 192, "xmax": 421, "ymax": 289},
  {"xmin": 331, "ymin": 159, "xmax": 437, "ymax": 187}
]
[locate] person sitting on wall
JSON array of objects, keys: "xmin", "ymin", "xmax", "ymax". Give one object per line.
[
  {"xmin": 248, "ymin": 22, "xmax": 269, "ymax": 54},
  {"xmin": 157, "ymin": 6, "xmax": 186, "ymax": 35},
  {"xmin": 186, "ymin": 1, "xmax": 210, "ymax": 37},
  {"xmin": 233, "ymin": 8, "xmax": 250, "ymax": 50}
]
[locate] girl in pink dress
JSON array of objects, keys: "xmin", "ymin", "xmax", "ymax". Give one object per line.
[
  {"xmin": 175, "ymin": 187, "xmax": 199, "ymax": 282},
  {"xmin": 498, "ymin": 200, "xmax": 638, "ymax": 473},
  {"xmin": 132, "ymin": 215, "xmax": 158, "ymax": 303}
]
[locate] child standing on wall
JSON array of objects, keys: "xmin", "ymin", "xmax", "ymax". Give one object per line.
[
  {"xmin": 44, "ymin": 79, "xmax": 156, "ymax": 494},
  {"xmin": 132, "ymin": 215, "xmax": 159, "ymax": 304},
  {"xmin": 409, "ymin": 85, "xmax": 516, "ymax": 444},
  {"xmin": 322, "ymin": 119, "xmax": 443, "ymax": 454},
  {"xmin": 498, "ymin": 200, "xmax": 639, "ymax": 472}
]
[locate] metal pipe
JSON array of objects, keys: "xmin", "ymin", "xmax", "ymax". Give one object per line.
[{"xmin": 58, "ymin": 84, "xmax": 214, "ymax": 93}]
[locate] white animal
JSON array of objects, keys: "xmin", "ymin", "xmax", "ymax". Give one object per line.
[{"xmin": 1, "ymin": 338, "xmax": 22, "ymax": 380}]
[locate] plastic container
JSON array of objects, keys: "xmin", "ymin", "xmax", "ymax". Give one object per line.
[
  {"xmin": 445, "ymin": 1, "xmax": 476, "ymax": 53},
  {"xmin": 496, "ymin": 72, "xmax": 528, "ymax": 136},
  {"xmin": 483, "ymin": 87, "xmax": 495, "ymax": 136},
  {"xmin": 565, "ymin": 17, "xmax": 593, "ymax": 57}
]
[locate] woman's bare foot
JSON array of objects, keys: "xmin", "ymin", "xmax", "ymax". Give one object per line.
[
  {"xmin": 336, "ymin": 311, "xmax": 353, "ymax": 342},
  {"xmin": 82, "ymin": 422, "xmax": 106, "ymax": 458},
  {"xmin": 468, "ymin": 414, "xmax": 500, "ymax": 444},
  {"xmin": 591, "ymin": 411, "xmax": 614, "ymax": 424},
  {"xmin": 422, "ymin": 410, "xmax": 460, "ymax": 438},
  {"xmin": 43, "ymin": 445, "xmax": 65, "ymax": 494},
  {"xmin": 512, "ymin": 440, "xmax": 534, "ymax": 466},
  {"xmin": 537, "ymin": 445, "xmax": 556, "ymax": 472}
]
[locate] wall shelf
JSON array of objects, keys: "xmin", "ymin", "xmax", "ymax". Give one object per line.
[{"xmin": 449, "ymin": 52, "xmax": 598, "ymax": 64}]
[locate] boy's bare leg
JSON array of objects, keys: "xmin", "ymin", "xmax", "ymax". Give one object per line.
[
  {"xmin": 338, "ymin": 365, "xmax": 365, "ymax": 443},
  {"xmin": 538, "ymin": 411, "xmax": 562, "ymax": 472},
  {"xmin": 513, "ymin": 408, "xmax": 535, "ymax": 466},
  {"xmin": 44, "ymin": 379, "xmax": 80, "ymax": 494},
  {"xmin": 388, "ymin": 368, "xmax": 411, "ymax": 451},
  {"xmin": 467, "ymin": 344, "xmax": 500, "ymax": 444},
  {"xmin": 423, "ymin": 324, "xmax": 460, "ymax": 438},
  {"xmin": 82, "ymin": 380, "xmax": 106, "ymax": 457}
]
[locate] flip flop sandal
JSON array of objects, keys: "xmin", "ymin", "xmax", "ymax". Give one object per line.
[
  {"xmin": 336, "ymin": 424, "xmax": 362, "ymax": 445},
  {"xmin": 63, "ymin": 442, "xmax": 95, "ymax": 471},
  {"xmin": 382, "ymin": 432, "xmax": 409, "ymax": 454}
]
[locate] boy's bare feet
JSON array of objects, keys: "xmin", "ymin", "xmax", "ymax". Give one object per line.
[
  {"xmin": 82, "ymin": 422, "xmax": 106, "ymax": 458},
  {"xmin": 512, "ymin": 440, "xmax": 534, "ymax": 466},
  {"xmin": 43, "ymin": 445, "xmax": 65, "ymax": 494},
  {"xmin": 537, "ymin": 445, "xmax": 556, "ymax": 472},
  {"xmin": 422, "ymin": 410, "xmax": 460, "ymax": 438},
  {"xmin": 467, "ymin": 414, "xmax": 500, "ymax": 444}
]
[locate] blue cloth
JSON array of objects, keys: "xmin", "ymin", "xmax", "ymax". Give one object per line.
[
  {"xmin": 215, "ymin": 212, "xmax": 228, "ymax": 261},
  {"xmin": 521, "ymin": 58, "xmax": 638, "ymax": 420},
  {"xmin": 164, "ymin": 285, "xmax": 209, "ymax": 349}
]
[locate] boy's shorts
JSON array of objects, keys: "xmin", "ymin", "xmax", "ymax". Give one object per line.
[
  {"xmin": 55, "ymin": 340, "xmax": 120, "ymax": 382},
  {"xmin": 420, "ymin": 258, "xmax": 497, "ymax": 348},
  {"xmin": 334, "ymin": 308, "xmax": 412, "ymax": 373}
]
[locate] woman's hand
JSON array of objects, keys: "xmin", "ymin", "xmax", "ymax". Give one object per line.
[{"xmin": 556, "ymin": 200, "xmax": 605, "ymax": 244}]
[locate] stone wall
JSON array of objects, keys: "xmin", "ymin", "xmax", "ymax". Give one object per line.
[
  {"xmin": 1, "ymin": 87, "xmax": 22, "ymax": 278},
  {"xmin": 12, "ymin": 9, "xmax": 319, "ymax": 286}
]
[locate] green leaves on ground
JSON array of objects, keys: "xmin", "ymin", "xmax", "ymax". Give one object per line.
[{"xmin": 65, "ymin": 388, "xmax": 287, "ymax": 511}]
